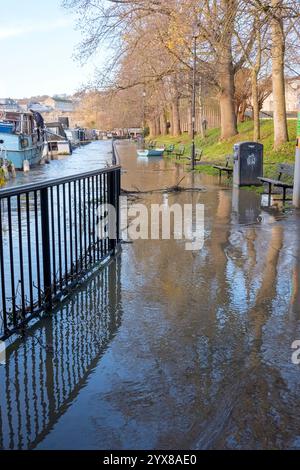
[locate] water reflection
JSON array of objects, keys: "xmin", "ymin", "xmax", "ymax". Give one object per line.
[
  {"xmin": 98, "ymin": 143, "xmax": 300, "ymax": 450},
  {"xmin": 1, "ymin": 142, "xmax": 300, "ymax": 449},
  {"xmin": 0, "ymin": 258, "xmax": 122, "ymax": 450}
]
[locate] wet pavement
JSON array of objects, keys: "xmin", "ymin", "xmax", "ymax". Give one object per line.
[{"xmin": 1, "ymin": 141, "xmax": 300, "ymax": 450}]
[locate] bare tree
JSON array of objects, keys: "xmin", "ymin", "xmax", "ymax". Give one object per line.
[{"xmin": 64, "ymin": 0, "xmax": 300, "ymax": 145}]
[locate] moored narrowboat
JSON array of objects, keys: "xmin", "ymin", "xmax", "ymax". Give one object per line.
[{"xmin": 0, "ymin": 110, "xmax": 45, "ymax": 170}]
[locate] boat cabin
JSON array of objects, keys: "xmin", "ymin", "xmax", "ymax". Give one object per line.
[
  {"xmin": 0, "ymin": 111, "xmax": 36, "ymax": 136},
  {"xmin": 45, "ymin": 122, "xmax": 68, "ymax": 141}
]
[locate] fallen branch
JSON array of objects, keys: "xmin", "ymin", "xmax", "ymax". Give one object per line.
[{"xmin": 121, "ymin": 177, "xmax": 206, "ymax": 195}]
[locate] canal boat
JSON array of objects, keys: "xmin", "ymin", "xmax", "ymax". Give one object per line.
[
  {"xmin": 0, "ymin": 110, "xmax": 44, "ymax": 170},
  {"xmin": 137, "ymin": 148, "xmax": 165, "ymax": 157},
  {"xmin": 65, "ymin": 128, "xmax": 81, "ymax": 149},
  {"xmin": 43, "ymin": 122, "xmax": 72, "ymax": 158}
]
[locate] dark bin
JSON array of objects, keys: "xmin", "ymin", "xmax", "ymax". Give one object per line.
[{"xmin": 233, "ymin": 142, "xmax": 263, "ymax": 186}]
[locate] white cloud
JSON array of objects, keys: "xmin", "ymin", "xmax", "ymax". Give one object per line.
[{"xmin": 0, "ymin": 18, "xmax": 72, "ymax": 40}]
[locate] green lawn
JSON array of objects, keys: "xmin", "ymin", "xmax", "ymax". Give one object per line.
[{"xmin": 153, "ymin": 119, "xmax": 297, "ymax": 178}]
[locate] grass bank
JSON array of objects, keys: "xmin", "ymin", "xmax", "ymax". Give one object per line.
[{"xmin": 153, "ymin": 119, "xmax": 297, "ymax": 178}]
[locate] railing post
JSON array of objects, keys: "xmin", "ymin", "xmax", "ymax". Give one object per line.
[
  {"xmin": 107, "ymin": 171, "xmax": 117, "ymax": 253},
  {"xmin": 40, "ymin": 188, "xmax": 52, "ymax": 310}
]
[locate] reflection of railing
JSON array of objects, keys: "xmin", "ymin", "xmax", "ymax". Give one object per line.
[
  {"xmin": 0, "ymin": 152, "xmax": 121, "ymax": 340},
  {"xmin": 0, "ymin": 258, "xmax": 122, "ymax": 450}
]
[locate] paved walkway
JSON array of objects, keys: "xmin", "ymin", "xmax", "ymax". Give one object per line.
[{"xmin": 1, "ymin": 141, "xmax": 300, "ymax": 450}]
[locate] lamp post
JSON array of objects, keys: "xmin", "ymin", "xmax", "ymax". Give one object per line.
[
  {"xmin": 142, "ymin": 90, "xmax": 146, "ymax": 137},
  {"xmin": 191, "ymin": 27, "xmax": 198, "ymax": 171},
  {"xmin": 293, "ymin": 100, "xmax": 300, "ymax": 207}
]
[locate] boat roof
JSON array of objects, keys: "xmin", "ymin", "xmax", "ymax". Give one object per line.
[{"xmin": 1, "ymin": 111, "xmax": 34, "ymax": 122}]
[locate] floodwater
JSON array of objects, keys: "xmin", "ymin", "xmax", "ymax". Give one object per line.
[{"xmin": 1, "ymin": 141, "xmax": 300, "ymax": 450}]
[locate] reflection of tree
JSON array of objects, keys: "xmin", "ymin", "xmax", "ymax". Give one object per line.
[
  {"xmin": 122, "ymin": 148, "xmax": 300, "ymax": 448},
  {"xmin": 211, "ymin": 190, "xmax": 232, "ymax": 271},
  {"xmin": 250, "ymin": 226, "xmax": 283, "ymax": 352},
  {"xmin": 0, "ymin": 258, "xmax": 122, "ymax": 450},
  {"xmin": 246, "ymin": 228, "xmax": 257, "ymax": 270},
  {"xmin": 103, "ymin": 183, "xmax": 238, "ymax": 449},
  {"xmin": 212, "ymin": 225, "xmax": 300, "ymax": 449}
]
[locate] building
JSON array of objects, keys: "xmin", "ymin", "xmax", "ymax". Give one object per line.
[
  {"xmin": 43, "ymin": 96, "xmax": 75, "ymax": 114},
  {"xmin": 262, "ymin": 77, "xmax": 300, "ymax": 115},
  {"xmin": 24, "ymin": 95, "xmax": 77, "ymax": 126}
]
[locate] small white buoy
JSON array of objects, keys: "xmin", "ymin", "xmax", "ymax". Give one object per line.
[{"xmin": 23, "ymin": 160, "xmax": 30, "ymax": 172}]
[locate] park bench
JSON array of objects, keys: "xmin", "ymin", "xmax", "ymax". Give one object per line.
[
  {"xmin": 174, "ymin": 144, "xmax": 185, "ymax": 159},
  {"xmin": 187, "ymin": 148, "xmax": 203, "ymax": 164},
  {"xmin": 213, "ymin": 155, "xmax": 234, "ymax": 178},
  {"xmin": 165, "ymin": 144, "xmax": 175, "ymax": 155},
  {"xmin": 258, "ymin": 163, "xmax": 294, "ymax": 202}
]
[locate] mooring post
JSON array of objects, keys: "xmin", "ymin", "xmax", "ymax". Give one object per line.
[
  {"xmin": 40, "ymin": 187, "xmax": 52, "ymax": 310},
  {"xmin": 293, "ymin": 102, "xmax": 300, "ymax": 208}
]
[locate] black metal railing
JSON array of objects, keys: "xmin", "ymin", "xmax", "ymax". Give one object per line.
[
  {"xmin": 0, "ymin": 258, "xmax": 122, "ymax": 450},
  {"xmin": 0, "ymin": 148, "xmax": 121, "ymax": 340}
]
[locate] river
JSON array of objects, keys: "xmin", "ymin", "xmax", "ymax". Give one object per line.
[
  {"xmin": 4, "ymin": 140, "xmax": 113, "ymax": 188},
  {"xmin": 1, "ymin": 140, "xmax": 300, "ymax": 450}
]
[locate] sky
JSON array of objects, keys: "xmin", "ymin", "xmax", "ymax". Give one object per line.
[{"xmin": 0, "ymin": 0, "xmax": 101, "ymax": 98}]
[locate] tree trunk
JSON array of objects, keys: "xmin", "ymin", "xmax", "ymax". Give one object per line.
[
  {"xmin": 149, "ymin": 120, "xmax": 156, "ymax": 137},
  {"xmin": 217, "ymin": 1, "xmax": 238, "ymax": 140},
  {"xmin": 271, "ymin": 0, "xmax": 288, "ymax": 148},
  {"xmin": 199, "ymin": 78, "xmax": 205, "ymax": 138},
  {"xmin": 155, "ymin": 117, "xmax": 161, "ymax": 135},
  {"xmin": 237, "ymin": 102, "xmax": 247, "ymax": 123},
  {"xmin": 160, "ymin": 112, "xmax": 168, "ymax": 135},
  {"xmin": 171, "ymin": 96, "xmax": 181, "ymax": 136},
  {"xmin": 252, "ymin": 68, "xmax": 260, "ymax": 142},
  {"xmin": 218, "ymin": 44, "xmax": 238, "ymax": 139}
]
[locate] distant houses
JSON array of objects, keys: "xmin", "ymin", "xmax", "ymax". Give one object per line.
[
  {"xmin": 42, "ymin": 96, "xmax": 75, "ymax": 114},
  {"xmin": 28, "ymin": 95, "xmax": 77, "ymax": 126},
  {"xmin": 262, "ymin": 77, "xmax": 300, "ymax": 116}
]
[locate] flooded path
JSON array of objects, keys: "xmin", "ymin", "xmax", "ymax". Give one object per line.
[{"xmin": 1, "ymin": 141, "xmax": 300, "ymax": 449}]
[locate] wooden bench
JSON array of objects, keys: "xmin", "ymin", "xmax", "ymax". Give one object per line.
[
  {"xmin": 187, "ymin": 148, "xmax": 203, "ymax": 164},
  {"xmin": 258, "ymin": 163, "xmax": 294, "ymax": 202},
  {"xmin": 174, "ymin": 144, "xmax": 185, "ymax": 159},
  {"xmin": 213, "ymin": 155, "xmax": 234, "ymax": 178},
  {"xmin": 165, "ymin": 144, "xmax": 175, "ymax": 155}
]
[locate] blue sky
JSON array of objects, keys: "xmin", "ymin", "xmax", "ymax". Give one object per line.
[{"xmin": 0, "ymin": 0, "xmax": 100, "ymax": 98}]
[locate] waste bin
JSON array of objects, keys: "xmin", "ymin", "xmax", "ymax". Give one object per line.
[{"xmin": 233, "ymin": 142, "xmax": 263, "ymax": 186}]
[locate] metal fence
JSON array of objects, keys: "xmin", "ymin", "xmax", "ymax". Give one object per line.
[
  {"xmin": 0, "ymin": 258, "xmax": 122, "ymax": 450},
  {"xmin": 0, "ymin": 145, "xmax": 121, "ymax": 340}
]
